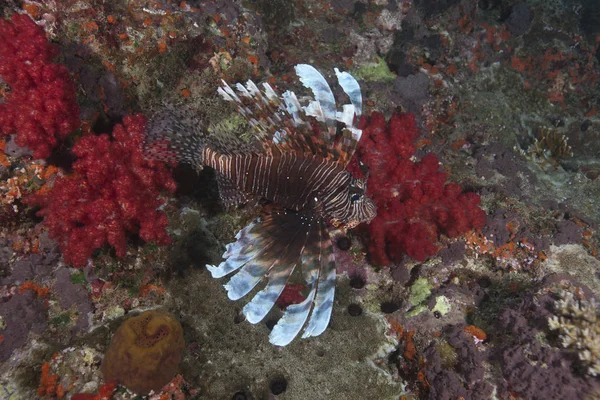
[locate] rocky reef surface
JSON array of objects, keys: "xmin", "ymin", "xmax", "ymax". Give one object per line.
[{"xmin": 0, "ymin": 0, "xmax": 599, "ymax": 399}]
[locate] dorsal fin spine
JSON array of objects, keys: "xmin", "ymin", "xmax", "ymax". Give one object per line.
[
  {"xmin": 282, "ymin": 90, "xmax": 304, "ymax": 126},
  {"xmin": 334, "ymin": 68, "xmax": 363, "ymax": 118},
  {"xmin": 262, "ymin": 82, "xmax": 278, "ymax": 100},
  {"xmin": 294, "ymin": 64, "xmax": 336, "ymax": 125}
]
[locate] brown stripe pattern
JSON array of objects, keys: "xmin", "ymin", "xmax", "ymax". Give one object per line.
[{"xmin": 203, "ymin": 147, "xmax": 352, "ymax": 212}]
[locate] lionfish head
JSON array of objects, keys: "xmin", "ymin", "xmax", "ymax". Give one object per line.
[{"xmin": 343, "ymin": 175, "xmax": 377, "ymax": 229}]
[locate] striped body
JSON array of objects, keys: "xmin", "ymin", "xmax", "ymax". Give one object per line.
[{"xmin": 203, "ymin": 147, "xmax": 357, "ymax": 223}]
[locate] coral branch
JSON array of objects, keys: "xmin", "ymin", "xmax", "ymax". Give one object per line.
[
  {"xmin": 0, "ymin": 14, "xmax": 80, "ymax": 159},
  {"xmin": 348, "ymin": 111, "xmax": 486, "ymax": 265},
  {"xmin": 27, "ymin": 115, "xmax": 176, "ymax": 267}
]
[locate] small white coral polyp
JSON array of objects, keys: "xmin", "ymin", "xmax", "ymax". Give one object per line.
[{"xmin": 548, "ymin": 290, "xmax": 600, "ymax": 376}]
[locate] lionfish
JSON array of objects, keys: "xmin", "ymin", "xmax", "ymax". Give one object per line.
[{"xmin": 145, "ymin": 64, "xmax": 376, "ymax": 346}]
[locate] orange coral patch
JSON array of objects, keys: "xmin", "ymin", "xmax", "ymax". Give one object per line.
[
  {"xmin": 404, "ymin": 330, "xmax": 416, "ymax": 360},
  {"xmin": 84, "ymin": 22, "xmax": 99, "ymax": 32},
  {"xmin": 0, "ymin": 153, "xmax": 9, "ymax": 167},
  {"xmin": 463, "ymin": 325, "xmax": 487, "ymax": 341},
  {"xmin": 38, "ymin": 362, "xmax": 60, "ymax": 397},
  {"xmin": 19, "ymin": 281, "xmax": 51, "ymax": 298},
  {"xmin": 23, "ymin": 4, "xmax": 41, "ymax": 19},
  {"xmin": 446, "ymin": 63, "xmax": 457, "ymax": 76},
  {"xmin": 139, "ymin": 283, "xmax": 166, "ymax": 297},
  {"xmin": 450, "ymin": 139, "xmax": 468, "ymax": 151}
]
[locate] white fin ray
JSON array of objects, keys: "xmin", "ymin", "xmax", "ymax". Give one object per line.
[
  {"xmin": 294, "ymin": 64, "xmax": 336, "ymax": 125},
  {"xmin": 270, "ymin": 288, "xmax": 316, "ymax": 346},
  {"xmin": 223, "ymin": 212, "xmax": 305, "ymax": 300},
  {"xmin": 262, "ymin": 82, "xmax": 278, "ymax": 101},
  {"xmin": 206, "ymin": 221, "xmax": 275, "ymax": 278},
  {"xmin": 282, "ymin": 90, "xmax": 304, "ymax": 126},
  {"xmin": 269, "ymin": 223, "xmax": 322, "ymax": 346},
  {"xmin": 334, "ymin": 68, "xmax": 362, "ymax": 118},
  {"xmin": 302, "ymin": 227, "xmax": 336, "ymax": 339},
  {"xmin": 218, "ymin": 80, "xmax": 241, "ymax": 102},
  {"xmin": 242, "ymin": 258, "xmax": 299, "ymax": 324},
  {"xmin": 304, "ymin": 100, "xmax": 327, "ymax": 122},
  {"xmin": 224, "ymin": 258, "xmax": 275, "ymax": 300},
  {"xmin": 235, "ymin": 82, "xmax": 252, "ymax": 97},
  {"xmin": 245, "ymin": 80, "xmax": 261, "ymax": 96},
  {"xmin": 336, "ymin": 104, "xmax": 356, "ymax": 128},
  {"xmin": 242, "ymin": 225, "xmax": 309, "ymax": 324},
  {"xmin": 206, "ymin": 205, "xmax": 339, "ymax": 345},
  {"xmin": 295, "ymin": 64, "xmax": 338, "ymax": 141},
  {"xmin": 216, "ymin": 64, "xmax": 363, "ymax": 165}
]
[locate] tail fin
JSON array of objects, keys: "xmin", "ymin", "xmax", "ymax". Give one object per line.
[
  {"xmin": 144, "ymin": 103, "xmax": 261, "ymax": 171},
  {"xmin": 144, "ymin": 105, "xmax": 207, "ymax": 172},
  {"xmin": 206, "ymin": 205, "xmax": 337, "ymax": 346}
]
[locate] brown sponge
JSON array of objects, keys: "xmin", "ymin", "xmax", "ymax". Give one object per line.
[{"xmin": 101, "ymin": 310, "xmax": 184, "ymax": 395}]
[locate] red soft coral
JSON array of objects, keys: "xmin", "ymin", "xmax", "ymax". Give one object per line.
[
  {"xmin": 348, "ymin": 111, "xmax": 486, "ymax": 265},
  {"xmin": 71, "ymin": 382, "xmax": 116, "ymax": 400},
  {"xmin": 27, "ymin": 115, "xmax": 176, "ymax": 267},
  {"xmin": 276, "ymin": 284, "xmax": 306, "ymax": 309},
  {"xmin": 0, "ymin": 14, "xmax": 80, "ymax": 159}
]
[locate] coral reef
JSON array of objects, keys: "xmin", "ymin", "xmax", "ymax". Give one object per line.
[
  {"xmin": 101, "ymin": 309, "xmax": 184, "ymax": 395},
  {"xmin": 529, "ymin": 125, "xmax": 573, "ymax": 166},
  {"xmin": 549, "ymin": 290, "xmax": 600, "ymax": 376},
  {"xmin": 348, "ymin": 111, "xmax": 486, "ymax": 265},
  {"xmin": 0, "ymin": 14, "xmax": 80, "ymax": 159},
  {"xmin": 0, "ymin": 160, "xmax": 59, "ymax": 223},
  {"xmin": 26, "ymin": 115, "xmax": 176, "ymax": 267},
  {"xmin": 0, "ymin": 0, "xmax": 599, "ymax": 399}
]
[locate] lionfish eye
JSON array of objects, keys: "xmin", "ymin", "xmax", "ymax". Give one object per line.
[{"xmin": 351, "ymin": 193, "xmax": 361, "ymax": 202}]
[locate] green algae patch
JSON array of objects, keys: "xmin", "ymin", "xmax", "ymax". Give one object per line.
[
  {"xmin": 436, "ymin": 341, "xmax": 459, "ymax": 369},
  {"xmin": 432, "ymin": 295, "xmax": 451, "ymax": 316},
  {"xmin": 406, "ymin": 304, "xmax": 428, "ymax": 317},
  {"xmin": 409, "ymin": 278, "xmax": 432, "ymax": 306},
  {"xmin": 0, "ymin": 382, "xmax": 23, "ymax": 400},
  {"xmin": 209, "ymin": 112, "xmax": 252, "ymax": 142},
  {"xmin": 353, "ymin": 57, "xmax": 396, "ymax": 83},
  {"xmin": 69, "ymin": 271, "xmax": 87, "ymax": 285}
]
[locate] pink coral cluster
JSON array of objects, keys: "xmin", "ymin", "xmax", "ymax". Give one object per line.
[
  {"xmin": 0, "ymin": 14, "xmax": 80, "ymax": 159},
  {"xmin": 348, "ymin": 111, "xmax": 486, "ymax": 265},
  {"xmin": 27, "ymin": 115, "xmax": 176, "ymax": 267}
]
